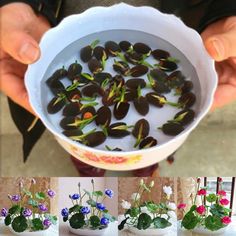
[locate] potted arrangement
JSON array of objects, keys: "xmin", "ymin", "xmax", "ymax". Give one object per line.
[
  {"xmin": 0, "ymin": 178, "xmax": 57, "ymax": 236},
  {"xmin": 178, "ymin": 178, "xmax": 231, "ymax": 235},
  {"xmin": 118, "ymin": 179, "xmax": 176, "ymax": 235},
  {"xmin": 61, "ymin": 179, "xmax": 116, "ymax": 236}
]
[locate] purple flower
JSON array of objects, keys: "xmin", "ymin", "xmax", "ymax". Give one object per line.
[
  {"xmin": 96, "ymin": 203, "xmax": 106, "ymax": 211},
  {"xmin": 43, "ymin": 219, "xmax": 52, "ymax": 228},
  {"xmin": 47, "ymin": 189, "xmax": 56, "ymax": 198},
  {"xmin": 1, "ymin": 208, "xmax": 8, "ymax": 217},
  {"xmin": 22, "ymin": 208, "xmax": 32, "ymax": 217},
  {"xmin": 105, "ymin": 189, "xmax": 114, "ymax": 198},
  {"xmin": 100, "ymin": 217, "xmax": 109, "ymax": 225},
  {"xmin": 11, "ymin": 195, "xmax": 21, "ymax": 202},
  {"xmin": 38, "ymin": 203, "xmax": 48, "ymax": 212},
  {"xmin": 80, "ymin": 207, "xmax": 90, "ymax": 215},
  {"xmin": 61, "ymin": 208, "xmax": 69, "ymax": 217}
]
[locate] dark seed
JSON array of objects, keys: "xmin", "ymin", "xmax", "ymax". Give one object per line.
[
  {"xmin": 110, "ymin": 75, "xmax": 125, "ymax": 88},
  {"xmin": 113, "ymin": 61, "xmax": 130, "ymax": 75},
  {"xmin": 125, "ymin": 52, "xmax": 143, "ymax": 65},
  {"xmin": 125, "ymin": 78, "xmax": 146, "ymax": 89},
  {"xmin": 132, "ymin": 119, "xmax": 150, "ymax": 139},
  {"xmin": 133, "ymin": 42, "xmax": 151, "ymax": 54},
  {"xmin": 94, "ymin": 72, "xmax": 112, "ymax": 85},
  {"xmin": 158, "ymin": 59, "xmax": 177, "ymax": 72},
  {"xmin": 95, "ymin": 106, "xmax": 111, "ymax": 127},
  {"xmin": 178, "ymin": 92, "xmax": 196, "ymax": 108},
  {"xmin": 166, "ymin": 70, "xmax": 185, "ymax": 88},
  {"xmin": 129, "ymin": 65, "xmax": 148, "ymax": 77},
  {"xmin": 108, "ymin": 122, "xmax": 130, "ymax": 138},
  {"xmin": 82, "ymin": 84, "xmax": 102, "ymax": 97},
  {"xmin": 68, "ymin": 62, "xmax": 82, "ymax": 80},
  {"xmin": 105, "ymin": 41, "xmax": 121, "ymax": 56},
  {"xmin": 49, "ymin": 80, "xmax": 65, "ymax": 96},
  {"xmin": 114, "ymin": 102, "xmax": 130, "ymax": 120},
  {"xmin": 174, "ymin": 109, "xmax": 195, "ymax": 125},
  {"xmin": 47, "ymin": 97, "xmax": 66, "ymax": 114},
  {"xmin": 150, "ymin": 69, "xmax": 168, "ymax": 81},
  {"xmin": 119, "ymin": 41, "xmax": 132, "ymax": 51},
  {"xmin": 177, "ymin": 81, "xmax": 193, "ymax": 94},
  {"xmin": 80, "ymin": 106, "xmax": 96, "ymax": 120},
  {"xmin": 80, "ymin": 45, "xmax": 93, "ymax": 62},
  {"xmin": 139, "ymin": 136, "xmax": 157, "ymax": 149},
  {"xmin": 152, "ymin": 49, "xmax": 170, "ymax": 60},
  {"xmin": 62, "ymin": 102, "xmax": 81, "ymax": 116},
  {"xmin": 133, "ymin": 96, "xmax": 149, "ymax": 116},
  {"xmin": 146, "ymin": 92, "xmax": 167, "ymax": 107},
  {"xmin": 88, "ymin": 58, "xmax": 103, "ymax": 74},
  {"xmin": 85, "ymin": 131, "xmax": 106, "ymax": 147},
  {"xmin": 162, "ymin": 122, "xmax": 184, "ymax": 136},
  {"xmin": 102, "ymin": 91, "xmax": 116, "ymax": 106},
  {"xmin": 60, "ymin": 116, "xmax": 78, "ymax": 130},
  {"xmin": 66, "ymin": 89, "xmax": 82, "ymax": 102},
  {"xmin": 152, "ymin": 81, "xmax": 171, "ymax": 94},
  {"xmin": 124, "ymin": 89, "xmax": 138, "ymax": 101},
  {"xmin": 52, "ymin": 68, "xmax": 68, "ymax": 80},
  {"xmin": 93, "ymin": 46, "xmax": 108, "ymax": 61},
  {"xmin": 62, "ymin": 129, "xmax": 83, "ymax": 137}
]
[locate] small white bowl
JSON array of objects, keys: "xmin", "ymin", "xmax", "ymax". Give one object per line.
[
  {"xmin": 25, "ymin": 3, "xmax": 217, "ymax": 171},
  {"xmin": 9, "ymin": 226, "xmax": 51, "ymax": 236},
  {"xmin": 191, "ymin": 225, "xmax": 228, "ymax": 235},
  {"xmin": 68, "ymin": 225, "xmax": 108, "ymax": 236},
  {"xmin": 128, "ymin": 225, "xmax": 172, "ymax": 236}
]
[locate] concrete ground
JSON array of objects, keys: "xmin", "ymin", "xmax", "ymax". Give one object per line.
[{"xmin": 1, "ymin": 93, "xmax": 236, "ymax": 177}]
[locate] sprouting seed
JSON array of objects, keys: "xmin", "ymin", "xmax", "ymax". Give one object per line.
[
  {"xmin": 157, "ymin": 59, "xmax": 178, "ymax": 72},
  {"xmin": 95, "ymin": 106, "xmax": 112, "ymax": 127},
  {"xmin": 133, "ymin": 86, "xmax": 149, "ymax": 116},
  {"xmin": 47, "ymin": 95, "xmax": 66, "ymax": 114},
  {"xmin": 133, "ymin": 42, "xmax": 151, "ymax": 55},
  {"xmin": 80, "ymin": 106, "xmax": 96, "ymax": 120},
  {"xmin": 132, "ymin": 119, "xmax": 150, "ymax": 147},
  {"xmin": 119, "ymin": 41, "xmax": 132, "ymax": 52},
  {"xmin": 82, "ymin": 84, "xmax": 103, "ymax": 97},
  {"xmin": 88, "ymin": 58, "xmax": 103, "ymax": 74},
  {"xmin": 105, "ymin": 41, "xmax": 121, "ymax": 56},
  {"xmin": 67, "ymin": 61, "xmax": 82, "ymax": 80},
  {"xmin": 178, "ymin": 92, "xmax": 196, "ymax": 108},
  {"xmin": 125, "ymin": 78, "xmax": 146, "ymax": 90},
  {"xmin": 172, "ymin": 109, "xmax": 195, "ymax": 125},
  {"xmin": 107, "ymin": 122, "xmax": 131, "ymax": 138},
  {"xmin": 113, "ymin": 60, "xmax": 130, "ymax": 75},
  {"xmin": 160, "ymin": 122, "xmax": 184, "ymax": 136},
  {"xmin": 139, "ymin": 136, "xmax": 157, "ymax": 149},
  {"xmin": 152, "ymin": 49, "xmax": 170, "ymax": 60},
  {"xmin": 128, "ymin": 65, "xmax": 149, "ymax": 77},
  {"xmin": 80, "ymin": 39, "xmax": 100, "ymax": 62}
]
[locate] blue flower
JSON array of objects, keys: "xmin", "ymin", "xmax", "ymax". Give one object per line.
[
  {"xmin": 1, "ymin": 208, "xmax": 8, "ymax": 217},
  {"xmin": 80, "ymin": 206, "xmax": 90, "ymax": 215},
  {"xmin": 61, "ymin": 208, "xmax": 69, "ymax": 217},
  {"xmin": 70, "ymin": 194, "xmax": 80, "ymax": 200},
  {"xmin": 96, "ymin": 203, "xmax": 106, "ymax": 211},
  {"xmin": 105, "ymin": 189, "xmax": 114, "ymax": 198},
  {"xmin": 100, "ymin": 217, "xmax": 109, "ymax": 225}
]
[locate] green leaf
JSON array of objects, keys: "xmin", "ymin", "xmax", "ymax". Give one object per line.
[
  {"xmin": 206, "ymin": 193, "xmax": 217, "ymax": 203},
  {"xmin": 23, "ymin": 189, "xmax": 32, "ymax": 197},
  {"xmin": 31, "ymin": 218, "xmax": 44, "ymax": 231},
  {"xmin": 86, "ymin": 199, "xmax": 96, "ymax": 207},
  {"xmin": 83, "ymin": 189, "xmax": 92, "ymax": 197},
  {"xmin": 181, "ymin": 211, "xmax": 199, "ymax": 230},
  {"xmin": 12, "ymin": 216, "xmax": 28, "ymax": 233},
  {"xmin": 69, "ymin": 213, "xmax": 85, "ymax": 229},
  {"xmin": 118, "ymin": 217, "xmax": 129, "ymax": 230},
  {"xmin": 153, "ymin": 217, "xmax": 172, "ymax": 229},
  {"xmin": 210, "ymin": 204, "xmax": 230, "ymax": 217},
  {"xmin": 92, "ymin": 191, "xmax": 103, "ymax": 197},
  {"xmin": 9, "ymin": 205, "xmax": 21, "ymax": 215},
  {"xmin": 205, "ymin": 215, "xmax": 225, "ymax": 231},
  {"xmin": 127, "ymin": 207, "xmax": 140, "ymax": 217},
  {"xmin": 44, "ymin": 214, "xmax": 58, "ymax": 225},
  {"xmin": 35, "ymin": 192, "xmax": 46, "ymax": 200},
  {"xmin": 28, "ymin": 199, "xmax": 38, "ymax": 207},
  {"xmin": 137, "ymin": 213, "xmax": 152, "ymax": 230},
  {"xmin": 4, "ymin": 215, "xmax": 12, "ymax": 226},
  {"xmin": 69, "ymin": 205, "xmax": 82, "ymax": 213},
  {"xmin": 90, "ymin": 215, "xmax": 101, "ymax": 229},
  {"xmin": 190, "ymin": 205, "xmax": 197, "ymax": 212},
  {"xmin": 103, "ymin": 213, "xmax": 116, "ymax": 222},
  {"xmin": 146, "ymin": 203, "xmax": 159, "ymax": 213}
]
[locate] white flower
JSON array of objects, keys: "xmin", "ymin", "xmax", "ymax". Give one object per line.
[
  {"xmin": 131, "ymin": 193, "xmax": 140, "ymax": 201},
  {"xmin": 121, "ymin": 200, "xmax": 131, "ymax": 209},
  {"xmin": 149, "ymin": 181, "xmax": 155, "ymax": 188},
  {"xmin": 163, "ymin": 186, "xmax": 173, "ymax": 198},
  {"xmin": 167, "ymin": 202, "xmax": 176, "ymax": 211},
  {"xmin": 167, "ymin": 211, "xmax": 176, "ymax": 219},
  {"xmin": 140, "ymin": 206, "xmax": 150, "ymax": 214}
]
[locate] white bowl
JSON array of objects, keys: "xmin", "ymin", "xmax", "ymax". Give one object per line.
[
  {"xmin": 25, "ymin": 3, "xmax": 217, "ymax": 171},
  {"xmin": 191, "ymin": 225, "xmax": 227, "ymax": 235},
  {"xmin": 9, "ymin": 226, "xmax": 50, "ymax": 236},
  {"xmin": 68, "ymin": 225, "xmax": 108, "ymax": 236},
  {"xmin": 128, "ymin": 225, "xmax": 171, "ymax": 236}
]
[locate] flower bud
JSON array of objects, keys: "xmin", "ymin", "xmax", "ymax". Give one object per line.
[
  {"xmin": 149, "ymin": 181, "xmax": 155, "ymax": 188},
  {"xmin": 31, "ymin": 178, "xmax": 36, "ymax": 185},
  {"xmin": 140, "ymin": 179, "xmax": 144, "ymax": 186}
]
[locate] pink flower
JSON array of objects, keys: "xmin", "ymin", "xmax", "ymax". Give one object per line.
[
  {"xmin": 218, "ymin": 177, "xmax": 223, "ymax": 182},
  {"xmin": 177, "ymin": 203, "xmax": 186, "ymax": 209},
  {"xmin": 221, "ymin": 216, "xmax": 231, "ymax": 225},
  {"xmin": 220, "ymin": 198, "xmax": 229, "ymax": 206},
  {"xmin": 198, "ymin": 189, "xmax": 207, "ymax": 196},
  {"xmin": 196, "ymin": 205, "xmax": 206, "ymax": 215},
  {"xmin": 197, "ymin": 178, "xmax": 201, "ymax": 183},
  {"xmin": 218, "ymin": 190, "xmax": 226, "ymax": 196}
]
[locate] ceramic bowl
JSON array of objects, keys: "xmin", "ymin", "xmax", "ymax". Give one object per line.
[
  {"xmin": 68, "ymin": 225, "xmax": 108, "ymax": 236},
  {"xmin": 128, "ymin": 225, "xmax": 171, "ymax": 236},
  {"xmin": 9, "ymin": 226, "xmax": 51, "ymax": 236},
  {"xmin": 25, "ymin": 3, "xmax": 217, "ymax": 171},
  {"xmin": 191, "ymin": 225, "xmax": 227, "ymax": 235}
]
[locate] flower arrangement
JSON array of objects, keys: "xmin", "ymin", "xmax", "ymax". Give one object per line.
[
  {"xmin": 118, "ymin": 179, "xmax": 176, "ymax": 231},
  {"xmin": 0, "ymin": 179, "xmax": 57, "ymax": 233},
  {"xmin": 179, "ymin": 178, "xmax": 232, "ymax": 232},
  {"xmin": 61, "ymin": 179, "xmax": 116, "ymax": 230}
]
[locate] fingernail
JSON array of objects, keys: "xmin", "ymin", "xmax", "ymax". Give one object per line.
[
  {"xmin": 209, "ymin": 39, "xmax": 225, "ymax": 61},
  {"xmin": 19, "ymin": 42, "xmax": 39, "ymax": 63}
]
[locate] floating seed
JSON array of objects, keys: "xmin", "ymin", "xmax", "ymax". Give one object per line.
[
  {"xmin": 66, "ymin": 89, "xmax": 82, "ymax": 102},
  {"xmin": 150, "ymin": 69, "xmax": 168, "ymax": 81},
  {"xmin": 124, "ymin": 51, "xmax": 143, "ymax": 65},
  {"xmin": 93, "ymin": 46, "xmax": 108, "ymax": 61},
  {"xmin": 84, "ymin": 131, "xmax": 106, "ymax": 147},
  {"xmin": 146, "ymin": 92, "xmax": 167, "ymax": 108},
  {"xmin": 60, "ymin": 116, "xmax": 78, "ymax": 130},
  {"xmin": 105, "ymin": 41, "xmax": 121, "ymax": 56},
  {"xmin": 132, "ymin": 119, "xmax": 150, "ymax": 147},
  {"xmin": 51, "ymin": 67, "xmax": 68, "ymax": 80},
  {"xmin": 178, "ymin": 92, "xmax": 196, "ymax": 108},
  {"xmin": 119, "ymin": 41, "xmax": 132, "ymax": 51},
  {"xmin": 162, "ymin": 122, "xmax": 184, "ymax": 136},
  {"xmin": 94, "ymin": 72, "xmax": 112, "ymax": 85},
  {"xmin": 95, "ymin": 106, "xmax": 111, "ymax": 127},
  {"xmin": 62, "ymin": 102, "xmax": 81, "ymax": 116},
  {"xmin": 47, "ymin": 96, "xmax": 66, "ymax": 114},
  {"xmin": 152, "ymin": 49, "xmax": 170, "ymax": 60},
  {"xmin": 88, "ymin": 58, "xmax": 103, "ymax": 74},
  {"xmin": 166, "ymin": 70, "xmax": 185, "ymax": 88},
  {"xmin": 114, "ymin": 102, "xmax": 130, "ymax": 120},
  {"xmin": 176, "ymin": 81, "xmax": 193, "ymax": 95},
  {"xmin": 80, "ymin": 45, "xmax": 93, "ymax": 62},
  {"xmin": 139, "ymin": 136, "xmax": 157, "ymax": 149},
  {"xmin": 124, "ymin": 89, "xmax": 138, "ymax": 101},
  {"xmin": 102, "ymin": 83, "xmax": 118, "ymax": 106},
  {"xmin": 152, "ymin": 80, "xmax": 171, "ymax": 94},
  {"xmin": 110, "ymin": 75, "xmax": 125, "ymax": 88},
  {"xmin": 107, "ymin": 122, "xmax": 130, "ymax": 138},
  {"xmin": 81, "ymin": 106, "xmax": 96, "ymax": 120},
  {"xmin": 125, "ymin": 78, "xmax": 146, "ymax": 89},
  {"xmin": 49, "ymin": 80, "xmax": 65, "ymax": 96},
  {"xmin": 67, "ymin": 62, "xmax": 82, "ymax": 80},
  {"xmin": 133, "ymin": 42, "xmax": 151, "ymax": 55},
  {"xmin": 129, "ymin": 65, "xmax": 148, "ymax": 77},
  {"xmin": 82, "ymin": 84, "xmax": 102, "ymax": 97},
  {"xmin": 62, "ymin": 129, "xmax": 83, "ymax": 137},
  {"xmin": 173, "ymin": 109, "xmax": 195, "ymax": 125},
  {"xmin": 134, "ymin": 96, "xmax": 149, "ymax": 116},
  {"xmin": 113, "ymin": 61, "xmax": 130, "ymax": 75},
  {"xmin": 158, "ymin": 59, "xmax": 178, "ymax": 72}
]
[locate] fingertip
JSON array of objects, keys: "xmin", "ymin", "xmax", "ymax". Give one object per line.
[{"xmin": 204, "ymin": 37, "xmax": 225, "ymax": 61}]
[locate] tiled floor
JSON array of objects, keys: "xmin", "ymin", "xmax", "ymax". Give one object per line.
[{"xmin": 1, "ymin": 94, "xmax": 236, "ymax": 176}]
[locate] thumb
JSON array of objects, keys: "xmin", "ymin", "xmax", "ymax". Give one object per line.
[
  {"xmin": 204, "ymin": 28, "xmax": 236, "ymax": 61},
  {"xmin": 2, "ymin": 30, "xmax": 40, "ymax": 64}
]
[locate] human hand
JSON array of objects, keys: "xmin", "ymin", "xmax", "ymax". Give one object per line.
[
  {"xmin": 0, "ymin": 3, "xmax": 50, "ymax": 113},
  {"xmin": 201, "ymin": 16, "xmax": 236, "ymax": 110}
]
